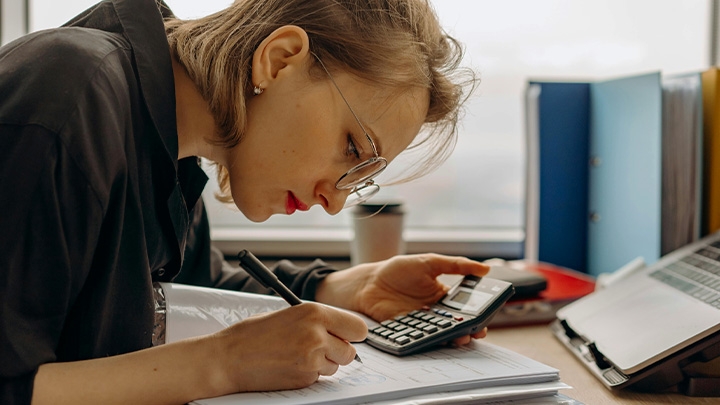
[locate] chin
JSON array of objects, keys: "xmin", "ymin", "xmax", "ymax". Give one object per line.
[
  {"xmin": 242, "ymin": 210, "xmax": 273, "ymax": 223},
  {"xmin": 233, "ymin": 202, "xmax": 272, "ymax": 223}
]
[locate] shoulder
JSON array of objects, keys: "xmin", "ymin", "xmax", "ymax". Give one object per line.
[
  {"xmin": 0, "ymin": 28, "xmax": 150, "ymax": 207},
  {"xmin": 0, "ymin": 28, "xmax": 135, "ymax": 132}
]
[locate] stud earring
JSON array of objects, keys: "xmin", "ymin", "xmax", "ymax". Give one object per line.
[{"xmin": 253, "ymin": 85, "xmax": 264, "ymax": 95}]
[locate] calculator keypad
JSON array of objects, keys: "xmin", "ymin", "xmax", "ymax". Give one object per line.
[
  {"xmin": 368, "ymin": 308, "xmax": 457, "ymax": 347},
  {"xmin": 364, "ymin": 276, "xmax": 514, "ymax": 356}
]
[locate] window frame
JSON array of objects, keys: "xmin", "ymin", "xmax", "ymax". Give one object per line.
[
  {"xmin": 211, "ymin": 227, "xmax": 523, "ymax": 259},
  {"xmin": 1, "ymin": 0, "xmax": 28, "ymax": 46}
]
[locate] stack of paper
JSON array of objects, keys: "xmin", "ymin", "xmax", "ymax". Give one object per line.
[
  {"xmin": 158, "ymin": 283, "xmax": 574, "ymax": 404},
  {"xmin": 192, "ymin": 342, "xmax": 564, "ymax": 405}
]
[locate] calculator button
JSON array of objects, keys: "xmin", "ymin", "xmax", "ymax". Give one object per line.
[
  {"xmin": 398, "ymin": 316, "xmax": 415, "ymax": 324},
  {"xmin": 407, "ymin": 319, "xmax": 421, "ymax": 327},
  {"xmin": 370, "ymin": 326, "xmax": 386, "ymax": 334},
  {"xmin": 389, "ymin": 329, "xmax": 411, "ymax": 340},
  {"xmin": 429, "ymin": 317, "xmax": 445, "ymax": 324},
  {"xmin": 422, "ymin": 325, "xmax": 439, "ymax": 333},
  {"xmin": 380, "ymin": 320, "xmax": 393, "ymax": 327},
  {"xmin": 387, "ymin": 322, "xmax": 401, "ymax": 329},
  {"xmin": 380, "ymin": 330, "xmax": 394, "ymax": 338},
  {"xmin": 437, "ymin": 319, "xmax": 452, "ymax": 328},
  {"xmin": 394, "ymin": 325, "xmax": 408, "ymax": 332},
  {"xmin": 420, "ymin": 314, "xmax": 434, "ymax": 321},
  {"xmin": 461, "ymin": 277, "xmax": 479, "ymax": 288},
  {"xmin": 416, "ymin": 322, "xmax": 430, "ymax": 329},
  {"xmin": 395, "ymin": 336, "xmax": 411, "ymax": 345},
  {"xmin": 408, "ymin": 330, "xmax": 424, "ymax": 339},
  {"xmin": 454, "ymin": 316, "xmax": 464, "ymax": 322},
  {"xmin": 408, "ymin": 310, "xmax": 422, "ymax": 316}
]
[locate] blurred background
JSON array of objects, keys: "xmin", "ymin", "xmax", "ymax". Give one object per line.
[{"xmin": 1, "ymin": 0, "xmax": 710, "ymax": 258}]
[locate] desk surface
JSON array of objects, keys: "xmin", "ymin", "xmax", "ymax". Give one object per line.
[{"xmin": 484, "ymin": 324, "xmax": 717, "ymax": 404}]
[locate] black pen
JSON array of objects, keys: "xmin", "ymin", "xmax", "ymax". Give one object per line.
[{"xmin": 237, "ymin": 249, "xmax": 363, "ymax": 364}]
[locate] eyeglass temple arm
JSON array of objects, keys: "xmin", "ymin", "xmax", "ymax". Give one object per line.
[{"xmin": 311, "ymin": 52, "xmax": 379, "ymax": 157}]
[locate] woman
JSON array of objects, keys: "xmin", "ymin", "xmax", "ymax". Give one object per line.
[{"xmin": 0, "ymin": 0, "xmax": 488, "ymax": 403}]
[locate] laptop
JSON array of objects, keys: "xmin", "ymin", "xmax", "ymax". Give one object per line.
[{"xmin": 551, "ymin": 230, "xmax": 720, "ymax": 393}]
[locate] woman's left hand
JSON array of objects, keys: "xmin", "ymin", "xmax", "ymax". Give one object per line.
[{"xmin": 315, "ymin": 253, "xmax": 491, "ymax": 345}]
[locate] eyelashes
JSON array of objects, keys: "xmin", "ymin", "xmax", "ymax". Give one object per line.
[{"xmin": 346, "ymin": 133, "xmax": 361, "ymax": 160}]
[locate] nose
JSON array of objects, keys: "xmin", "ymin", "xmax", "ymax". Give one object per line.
[{"xmin": 315, "ymin": 180, "xmax": 350, "ymax": 215}]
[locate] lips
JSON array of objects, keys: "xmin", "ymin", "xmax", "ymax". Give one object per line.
[{"xmin": 286, "ymin": 192, "xmax": 309, "ymax": 215}]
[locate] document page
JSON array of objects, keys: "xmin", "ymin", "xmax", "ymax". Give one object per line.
[
  {"xmin": 192, "ymin": 341, "xmax": 559, "ymax": 405},
  {"xmin": 161, "ymin": 283, "xmax": 290, "ymax": 343}
]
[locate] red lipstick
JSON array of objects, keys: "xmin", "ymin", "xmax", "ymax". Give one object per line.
[
  {"xmin": 286, "ymin": 192, "xmax": 297, "ymax": 215},
  {"xmin": 286, "ymin": 192, "xmax": 309, "ymax": 215}
]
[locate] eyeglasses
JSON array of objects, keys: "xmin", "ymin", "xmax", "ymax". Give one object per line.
[{"xmin": 313, "ymin": 54, "xmax": 388, "ymax": 208}]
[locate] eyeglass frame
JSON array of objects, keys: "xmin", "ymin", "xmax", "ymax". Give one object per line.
[{"xmin": 311, "ymin": 53, "xmax": 388, "ymax": 207}]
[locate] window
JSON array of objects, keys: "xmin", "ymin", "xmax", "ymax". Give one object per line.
[
  {"xmin": 1, "ymin": 0, "xmax": 27, "ymax": 45},
  {"xmin": 18, "ymin": 0, "xmax": 711, "ymax": 258}
]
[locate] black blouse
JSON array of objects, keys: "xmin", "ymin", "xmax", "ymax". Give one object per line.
[{"xmin": 0, "ymin": 0, "xmax": 336, "ymax": 403}]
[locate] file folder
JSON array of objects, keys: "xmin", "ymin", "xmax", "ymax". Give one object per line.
[{"xmin": 587, "ymin": 72, "xmax": 663, "ymax": 276}]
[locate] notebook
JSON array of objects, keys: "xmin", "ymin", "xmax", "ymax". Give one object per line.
[{"xmin": 551, "ymin": 230, "xmax": 720, "ymax": 393}]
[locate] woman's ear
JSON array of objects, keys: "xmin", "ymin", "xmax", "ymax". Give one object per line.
[{"xmin": 251, "ymin": 25, "xmax": 310, "ymax": 91}]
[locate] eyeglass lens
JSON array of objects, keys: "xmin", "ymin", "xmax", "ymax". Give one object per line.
[
  {"xmin": 344, "ymin": 183, "xmax": 381, "ymax": 208},
  {"xmin": 337, "ymin": 158, "xmax": 386, "ymax": 189}
]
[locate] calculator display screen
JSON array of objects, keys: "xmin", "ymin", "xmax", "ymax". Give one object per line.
[
  {"xmin": 443, "ymin": 288, "xmax": 494, "ymax": 314},
  {"xmin": 450, "ymin": 290, "xmax": 472, "ymax": 305}
]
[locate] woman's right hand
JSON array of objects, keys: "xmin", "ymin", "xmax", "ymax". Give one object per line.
[
  {"xmin": 31, "ymin": 302, "xmax": 367, "ymax": 404},
  {"xmin": 209, "ymin": 302, "xmax": 368, "ymax": 394}
]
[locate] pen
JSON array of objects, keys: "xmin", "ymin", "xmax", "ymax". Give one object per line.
[{"xmin": 237, "ymin": 249, "xmax": 363, "ymax": 364}]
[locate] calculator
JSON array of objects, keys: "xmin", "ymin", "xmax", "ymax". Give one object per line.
[{"xmin": 365, "ymin": 275, "xmax": 514, "ymax": 356}]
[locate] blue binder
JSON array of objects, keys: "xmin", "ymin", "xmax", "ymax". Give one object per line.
[
  {"xmin": 526, "ymin": 73, "xmax": 663, "ymax": 276},
  {"xmin": 529, "ymin": 81, "xmax": 591, "ymax": 273}
]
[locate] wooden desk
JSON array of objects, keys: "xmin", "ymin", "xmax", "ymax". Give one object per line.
[{"xmin": 484, "ymin": 324, "xmax": 718, "ymax": 404}]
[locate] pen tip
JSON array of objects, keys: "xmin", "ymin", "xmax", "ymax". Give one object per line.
[{"xmin": 354, "ymin": 354, "xmax": 363, "ymax": 364}]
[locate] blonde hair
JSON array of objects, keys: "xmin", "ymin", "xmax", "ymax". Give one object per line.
[{"xmin": 165, "ymin": 0, "xmax": 476, "ymax": 202}]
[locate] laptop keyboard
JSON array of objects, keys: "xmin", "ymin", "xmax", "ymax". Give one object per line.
[{"xmin": 650, "ymin": 240, "xmax": 720, "ymax": 309}]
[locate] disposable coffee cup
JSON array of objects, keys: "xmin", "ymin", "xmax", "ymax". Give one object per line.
[{"xmin": 351, "ymin": 202, "xmax": 406, "ymax": 266}]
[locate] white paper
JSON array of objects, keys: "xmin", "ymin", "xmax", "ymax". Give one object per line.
[
  {"xmin": 160, "ymin": 283, "xmax": 378, "ymax": 343},
  {"xmin": 192, "ymin": 341, "xmax": 559, "ymax": 405},
  {"xmin": 161, "ymin": 283, "xmax": 291, "ymax": 342},
  {"xmin": 371, "ymin": 381, "xmax": 571, "ymax": 405}
]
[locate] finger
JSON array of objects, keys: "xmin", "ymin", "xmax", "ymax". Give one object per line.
[
  {"xmin": 323, "ymin": 306, "xmax": 369, "ymax": 343},
  {"xmin": 318, "ymin": 357, "xmax": 341, "ymax": 376},
  {"xmin": 452, "ymin": 335, "xmax": 472, "ymax": 346},
  {"xmin": 472, "ymin": 327, "xmax": 488, "ymax": 339},
  {"xmin": 324, "ymin": 337, "xmax": 359, "ymax": 366},
  {"xmin": 422, "ymin": 254, "xmax": 490, "ymax": 279}
]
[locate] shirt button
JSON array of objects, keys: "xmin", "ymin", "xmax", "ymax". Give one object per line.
[{"xmin": 157, "ymin": 268, "xmax": 166, "ymax": 276}]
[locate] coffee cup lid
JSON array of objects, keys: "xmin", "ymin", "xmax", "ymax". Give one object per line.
[{"xmin": 352, "ymin": 202, "xmax": 404, "ymax": 215}]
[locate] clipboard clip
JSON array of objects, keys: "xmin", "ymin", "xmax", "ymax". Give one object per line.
[{"xmin": 559, "ymin": 320, "xmax": 609, "ymax": 369}]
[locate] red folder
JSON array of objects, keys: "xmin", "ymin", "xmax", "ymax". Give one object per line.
[{"xmin": 489, "ymin": 261, "xmax": 596, "ymax": 327}]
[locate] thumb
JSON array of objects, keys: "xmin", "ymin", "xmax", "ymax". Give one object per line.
[{"xmin": 423, "ymin": 254, "xmax": 490, "ymax": 279}]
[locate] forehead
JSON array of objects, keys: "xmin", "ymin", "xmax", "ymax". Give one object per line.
[{"xmin": 331, "ymin": 73, "xmax": 430, "ymax": 161}]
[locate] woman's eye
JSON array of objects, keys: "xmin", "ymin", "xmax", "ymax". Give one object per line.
[{"xmin": 346, "ymin": 134, "xmax": 361, "ymax": 159}]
